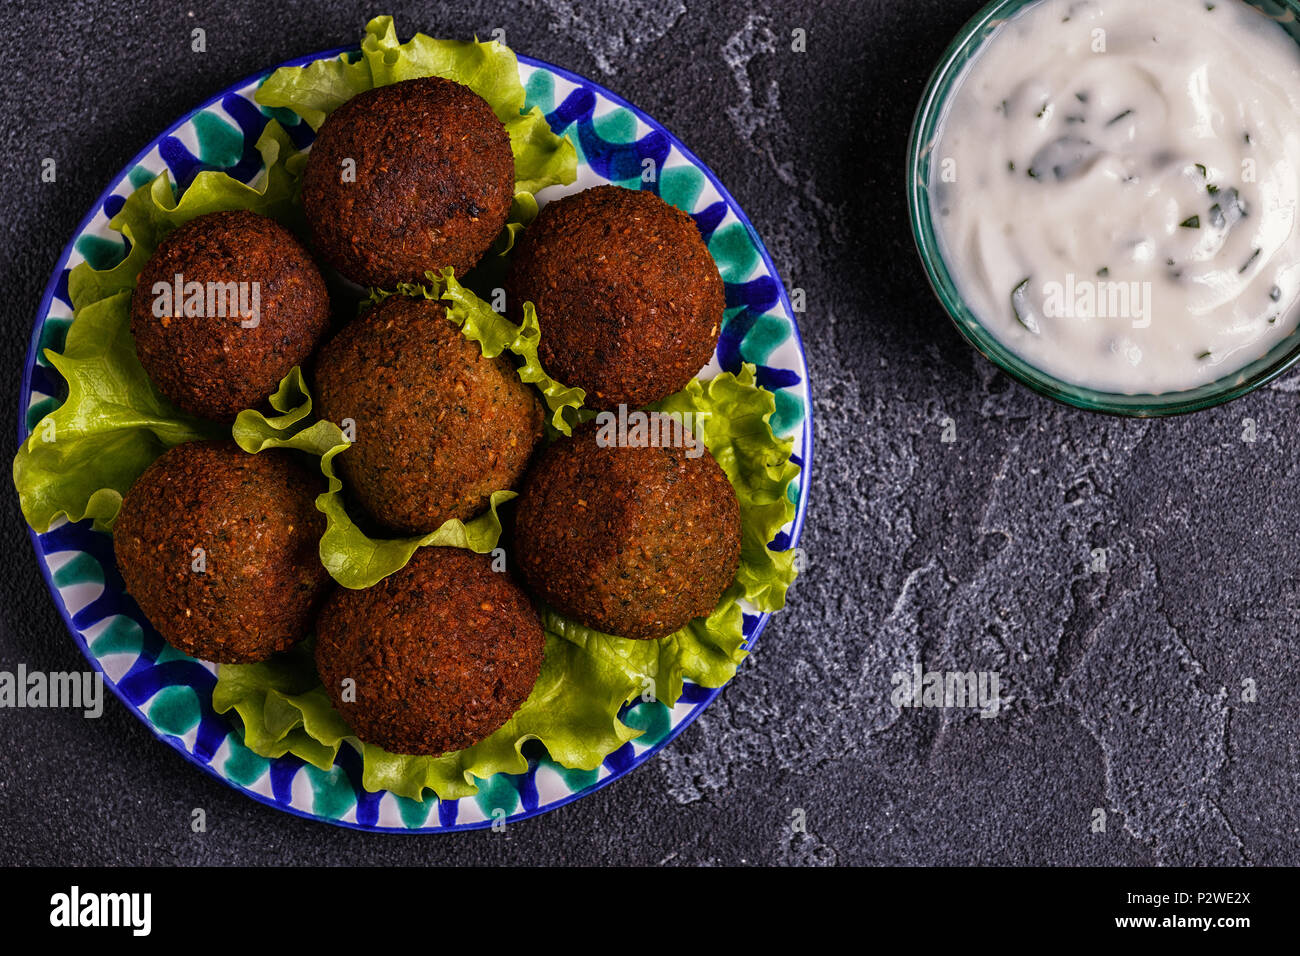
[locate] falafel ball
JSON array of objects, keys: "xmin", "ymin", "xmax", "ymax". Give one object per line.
[
  {"xmin": 313, "ymin": 295, "xmax": 544, "ymax": 534},
  {"xmin": 514, "ymin": 420, "xmax": 741, "ymax": 640},
  {"xmin": 314, "ymin": 547, "xmax": 545, "ymax": 756},
  {"xmin": 129, "ymin": 210, "xmax": 331, "ymax": 422},
  {"xmin": 301, "ymin": 77, "xmax": 514, "ymax": 288},
  {"xmin": 504, "ymin": 185, "xmax": 725, "ymax": 409},
  {"xmin": 113, "ymin": 441, "xmax": 330, "ymax": 664}
]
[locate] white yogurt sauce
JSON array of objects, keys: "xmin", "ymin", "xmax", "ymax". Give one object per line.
[{"xmin": 929, "ymin": 0, "xmax": 1300, "ymax": 393}]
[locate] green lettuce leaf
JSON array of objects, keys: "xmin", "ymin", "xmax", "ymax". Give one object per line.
[
  {"xmin": 653, "ymin": 365, "xmax": 801, "ymax": 613},
  {"xmin": 12, "ymin": 293, "xmax": 223, "ymax": 533},
  {"xmin": 232, "ymin": 367, "xmax": 513, "ymax": 590},
  {"xmin": 370, "ymin": 268, "xmax": 585, "ymax": 434},
  {"xmin": 212, "ymin": 364, "xmax": 801, "ymax": 801},
  {"xmin": 210, "ymin": 641, "xmax": 353, "ymax": 773},
  {"xmin": 254, "ymin": 14, "xmax": 575, "ymax": 199}
]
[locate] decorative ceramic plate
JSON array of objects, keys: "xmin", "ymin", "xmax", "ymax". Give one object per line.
[{"xmin": 18, "ymin": 48, "xmax": 813, "ymax": 831}]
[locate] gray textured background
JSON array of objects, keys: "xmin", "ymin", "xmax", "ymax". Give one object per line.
[{"xmin": 2, "ymin": 0, "xmax": 1297, "ymax": 866}]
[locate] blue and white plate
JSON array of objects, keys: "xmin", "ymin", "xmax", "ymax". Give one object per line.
[{"xmin": 18, "ymin": 48, "xmax": 813, "ymax": 831}]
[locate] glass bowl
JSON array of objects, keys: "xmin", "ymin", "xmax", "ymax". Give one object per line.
[{"xmin": 906, "ymin": 0, "xmax": 1300, "ymax": 417}]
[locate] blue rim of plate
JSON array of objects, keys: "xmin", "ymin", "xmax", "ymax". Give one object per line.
[{"xmin": 17, "ymin": 46, "xmax": 814, "ymax": 832}]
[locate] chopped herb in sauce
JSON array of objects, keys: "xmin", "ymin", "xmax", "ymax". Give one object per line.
[{"xmin": 1179, "ymin": 216, "xmax": 1200, "ymax": 229}]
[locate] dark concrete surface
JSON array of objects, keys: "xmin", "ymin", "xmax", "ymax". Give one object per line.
[{"xmin": 2, "ymin": 0, "xmax": 1297, "ymax": 866}]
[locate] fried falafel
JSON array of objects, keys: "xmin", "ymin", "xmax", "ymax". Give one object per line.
[
  {"xmin": 129, "ymin": 210, "xmax": 331, "ymax": 423},
  {"xmin": 312, "ymin": 294, "xmax": 544, "ymax": 534},
  {"xmin": 314, "ymin": 547, "xmax": 545, "ymax": 755},
  {"xmin": 112, "ymin": 441, "xmax": 330, "ymax": 664},
  {"xmin": 504, "ymin": 185, "xmax": 725, "ymax": 409},
  {"xmin": 514, "ymin": 419, "xmax": 741, "ymax": 640},
  {"xmin": 302, "ymin": 77, "xmax": 514, "ymax": 288}
]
